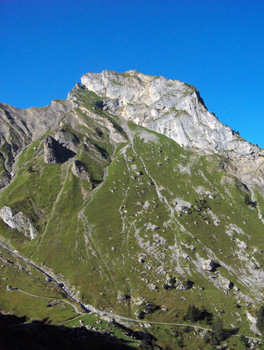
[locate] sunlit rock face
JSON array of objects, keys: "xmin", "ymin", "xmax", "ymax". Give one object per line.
[
  {"xmin": 81, "ymin": 70, "xmax": 261, "ymax": 158},
  {"xmin": 79, "ymin": 70, "xmax": 264, "ymax": 196},
  {"xmin": 0, "ymin": 206, "xmax": 37, "ymax": 240}
]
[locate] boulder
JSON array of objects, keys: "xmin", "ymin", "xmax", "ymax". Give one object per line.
[
  {"xmin": 203, "ymin": 259, "xmax": 215, "ymax": 271},
  {"xmin": 175, "ymin": 277, "xmax": 193, "ymax": 290},
  {"xmin": 0, "ymin": 206, "xmax": 37, "ymax": 240},
  {"xmin": 71, "ymin": 160, "xmax": 90, "ymax": 180},
  {"xmin": 44, "ymin": 136, "xmax": 76, "ymax": 164},
  {"xmin": 54, "ymin": 130, "xmax": 80, "ymax": 153},
  {"xmin": 163, "ymin": 275, "xmax": 193, "ymax": 290},
  {"xmin": 138, "ymin": 254, "xmax": 146, "ymax": 263}
]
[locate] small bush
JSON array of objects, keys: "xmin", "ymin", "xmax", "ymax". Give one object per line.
[
  {"xmin": 244, "ymin": 194, "xmax": 257, "ymax": 208},
  {"xmin": 212, "ymin": 316, "xmax": 225, "ymax": 342},
  {"xmin": 185, "ymin": 305, "xmax": 202, "ymax": 322},
  {"xmin": 239, "ymin": 335, "xmax": 248, "ymax": 348}
]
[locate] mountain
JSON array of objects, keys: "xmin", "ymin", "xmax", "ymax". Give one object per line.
[{"xmin": 0, "ymin": 70, "xmax": 264, "ymax": 349}]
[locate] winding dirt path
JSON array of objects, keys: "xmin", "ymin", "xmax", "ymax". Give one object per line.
[
  {"xmin": 0, "ymin": 235, "xmax": 261, "ymax": 343},
  {"xmin": 11, "ymin": 289, "xmax": 82, "ymax": 314}
]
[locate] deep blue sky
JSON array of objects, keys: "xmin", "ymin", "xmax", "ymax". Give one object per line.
[{"xmin": 1, "ymin": 0, "xmax": 264, "ymax": 147}]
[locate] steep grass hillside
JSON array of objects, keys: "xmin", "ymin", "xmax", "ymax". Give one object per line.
[{"xmin": 0, "ymin": 71, "xmax": 264, "ymax": 349}]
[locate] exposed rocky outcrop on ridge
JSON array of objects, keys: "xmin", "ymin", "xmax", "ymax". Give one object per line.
[
  {"xmin": 71, "ymin": 160, "xmax": 90, "ymax": 180},
  {"xmin": 1, "ymin": 70, "xmax": 263, "ymax": 190},
  {"xmin": 75, "ymin": 70, "xmax": 264, "ymax": 195},
  {"xmin": 0, "ymin": 100, "xmax": 72, "ymax": 186},
  {"xmin": 44, "ymin": 136, "xmax": 76, "ymax": 164},
  {"xmin": 79, "ymin": 70, "xmax": 262, "ymax": 158},
  {"xmin": 54, "ymin": 129, "xmax": 80, "ymax": 153}
]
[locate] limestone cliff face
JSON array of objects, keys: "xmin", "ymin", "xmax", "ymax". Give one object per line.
[
  {"xmin": 80, "ymin": 70, "xmax": 261, "ymax": 159},
  {"xmin": 78, "ymin": 70, "xmax": 264, "ymax": 195}
]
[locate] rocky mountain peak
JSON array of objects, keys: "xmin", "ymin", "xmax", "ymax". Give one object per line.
[
  {"xmin": 79, "ymin": 70, "xmax": 262, "ymax": 159},
  {"xmin": 1, "ymin": 70, "xmax": 264, "ymax": 347}
]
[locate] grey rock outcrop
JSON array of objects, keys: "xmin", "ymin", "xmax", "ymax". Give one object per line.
[
  {"xmin": 43, "ymin": 136, "xmax": 76, "ymax": 164},
  {"xmin": 71, "ymin": 160, "xmax": 90, "ymax": 180},
  {"xmin": 0, "ymin": 100, "xmax": 71, "ymax": 185},
  {"xmin": 77, "ymin": 70, "xmax": 264, "ymax": 194},
  {"xmin": 203, "ymin": 259, "xmax": 215, "ymax": 271},
  {"xmin": 80, "ymin": 70, "xmax": 262, "ymax": 159},
  {"xmin": 54, "ymin": 130, "xmax": 80, "ymax": 153},
  {"xmin": 0, "ymin": 172, "xmax": 11, "ymax": 190},
  {"xmin": 0, "ymin": 206, "xmax": 37, "ymax": 240}
]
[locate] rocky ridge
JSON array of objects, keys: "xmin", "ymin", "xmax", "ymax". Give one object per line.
[
  {"xmin": 72, "ymin": 70, "xmax": 264, "ymax": 195},
  {"xmin": 79, "ymin": 70, "xmax": 261, "ymax": 158},
  {"xmin": 0, "ymin": 100, "xmax": 71, "ymax": 188}
]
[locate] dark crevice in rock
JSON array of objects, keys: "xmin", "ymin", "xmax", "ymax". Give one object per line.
[{"xmin": 44, "ymin": 137, "xmax": 76, "ymax": 164}]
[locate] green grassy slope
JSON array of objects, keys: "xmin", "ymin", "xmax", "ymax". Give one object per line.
[{"xmin": 0, "ymin": 87, "xmax": 264, "ymax": 348}]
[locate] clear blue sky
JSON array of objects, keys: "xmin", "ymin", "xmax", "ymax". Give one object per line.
[{"xmin": 1, "ymin": 0, "xmax": 264, "ymax": 147}]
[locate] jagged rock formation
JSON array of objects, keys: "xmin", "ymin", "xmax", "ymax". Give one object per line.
[
  {"xmin": 71, "ymin": 160, "xmax": 90, "ymax": 180},
  {"xmin": 0, "ymin": 100, "xmax": 71, "ymax": 187},
  {"xmin": 44, "ymin": 136, "xmax": 76, "ymax": 164},
  {"xmin": 79, "ymin": 70, "xmax": 260, "ymax": 158},
  {"xmin": 54, "ymin": 130, "xmax": 80, "ymax": 153},
  {"xmin": 73, "ymin": 70, "xmax": 264, "ymax": 195}
]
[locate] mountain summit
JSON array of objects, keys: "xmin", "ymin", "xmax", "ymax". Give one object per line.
[
  {"xmin": 0, "ymin": 71, "xmax": 264, "ymax": 348},
  {"xmin": 79, "ymin": 70, "xmax": 260, "ymax": 157}
]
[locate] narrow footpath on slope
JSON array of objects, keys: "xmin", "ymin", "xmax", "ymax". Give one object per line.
[{"xmin": 0, "ymin": 234, "xmax": 261, "ymax": 342}]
